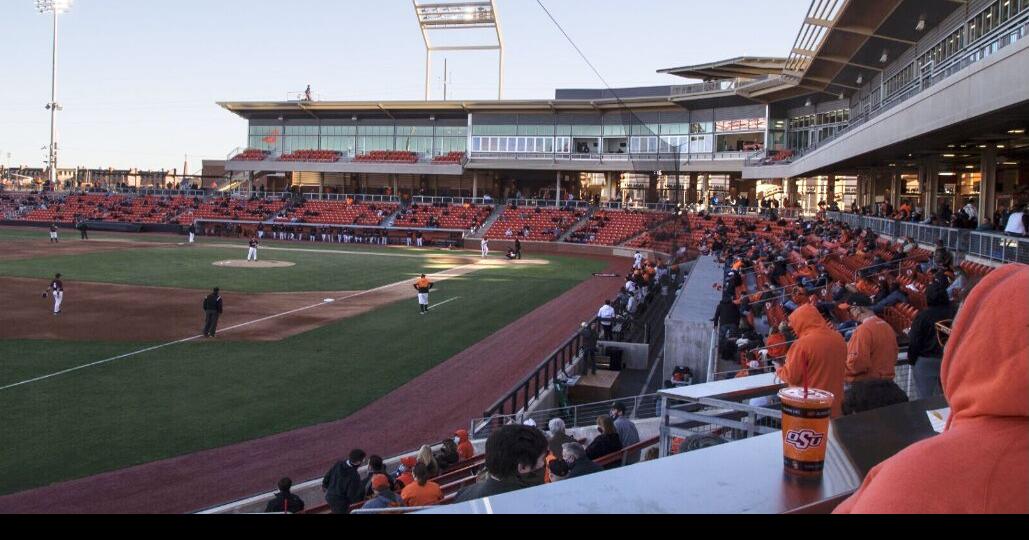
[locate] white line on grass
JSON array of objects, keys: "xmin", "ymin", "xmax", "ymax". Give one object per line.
[
  {"xmin": 0, "ymin": 264, "xmax": 483, "ymax": 392},
  {"xmin": 207, "ymin": 243, "xmax": 469, "ymax": 260},
  {"xmin": 426, "ymin": 297, "xmax": 461, "ymax": 312}
]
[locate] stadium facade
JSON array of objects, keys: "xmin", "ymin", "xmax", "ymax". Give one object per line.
[{"xmin": 218, "ymin": 0, "xmax": 1029, "ymax": 221}]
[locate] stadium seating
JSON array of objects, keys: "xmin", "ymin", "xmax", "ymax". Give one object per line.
[
  {"xmin": 354, "ymin": 151, "xmax": 419, "ymax": 164},
  {"xmin": 393, "ymin": 203, "xmax": 492, "ymax": 230},
  {"xmin": 567, "ymin": 210, "xmax": 670, "ymax": 246},
  {"xmin": 177, "ymin": 198, "xmax": 286, "ymax": 225},
  {"xmin": 432, "ymin": 152, "xmax": 466, "ymax": 164},
  {"xmin": 278, "ymin": 150, "xmax": 343, "ymax": 163},
  {"xmin": 276, "ymin": 200, "xmax": 398, "ymax": 226},
  {"xmin": 232, "ymin": 149, "xmax": 271, "ymax": 161},
  {"xmin": 484, "ymin": 208, "xmax": 586, "ymax": 242}
]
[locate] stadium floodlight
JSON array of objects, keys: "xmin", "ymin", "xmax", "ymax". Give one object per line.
[
  {"xmin": 36, "ymin": 0, "xmax": 73, "ymax": 189},
  {"xmin": 412, "ymin": 0, "xmax": 504, "ymax": 100}
]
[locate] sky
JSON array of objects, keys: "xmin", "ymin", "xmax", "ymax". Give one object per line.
[{"xmin": 0, "ymin": 0, "xmax": 809, "ymax": 172}]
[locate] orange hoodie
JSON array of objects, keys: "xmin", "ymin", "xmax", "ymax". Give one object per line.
[
  {"xmin": 776, "ymin": 304, "xmax": 847, "ymax": 418},
  {"xmin": 834, "ymin": 264, "xmax": 1028, "ymax": 514},
  {"xmin": 845, "ymin": 315, "xmax": 898, "ymax": 383},
  {"xmin": 455, "ymin": 429, "xmax": 474, "ymax": 461}
]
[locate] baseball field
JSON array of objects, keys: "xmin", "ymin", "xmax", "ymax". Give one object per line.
[{"xmin": 0, "ymin": 227, "xmax": 609, "ymax": 497}]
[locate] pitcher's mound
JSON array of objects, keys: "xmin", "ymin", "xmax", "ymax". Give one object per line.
[{"xmin": 213, "ymin": 260, "xmax": 295, "ymax": 269}]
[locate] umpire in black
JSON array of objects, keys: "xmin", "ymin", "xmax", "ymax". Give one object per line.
[
  {"xmin": 203, "ymin": 288, "xmax": 223, "ymax": 338},
  {"xmin": 579, "ymin": 321, "xmax": 598, "ymax": 376}
]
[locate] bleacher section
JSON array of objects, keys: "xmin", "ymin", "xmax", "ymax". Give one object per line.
[
  {"xmin": 393, "ymin": 203, "xmax": 492, "ymax": 230},
  {"xmin": 354, "ymin": 151, "xmax": 418, "ymax": 164},
  {"xmin": 567, "ymin": 210, "xmax": 670, "ymax": 246},
  {"xmin": 431, "ymin": 152, "xmax": 466, "ymax": 164},
  {"xmin": 232, "ymin": 149, "xmax": 271, "ymax": 161},
  {"xmin": 278, "ymin": 150, "xmax": 342, "ymax": 163},
  {"xmin": 277, "ymin": 200, "xmax": 397, "ymax": 226},
  {"xmin": 178, "ymin": 198, "xmax": 286, "ymax": 225},
  {"xmin": 484, "ymin": 208, "xmax": 586, "ymax": 242}
]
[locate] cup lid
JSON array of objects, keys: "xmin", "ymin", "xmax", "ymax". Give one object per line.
[{"xmin": 779, "ymin": 387, "xmax": 835, "ymax": 405}]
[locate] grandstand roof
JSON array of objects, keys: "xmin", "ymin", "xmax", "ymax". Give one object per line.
[
  {"xmin": 218, "ymin": 97, "xmax": 682, "ymax": 120},
  {"xmin": 739, "ymin": 0, "xmax": 966, "ymax": 102},
  {"xmin": 658, "ymin": 57, "xmax": 788, "ymax": 81}
]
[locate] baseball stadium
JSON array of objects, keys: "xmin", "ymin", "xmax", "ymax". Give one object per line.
[{"xmin": 1, "ymin": 0, "xmax": 1028, "ymax": 516}]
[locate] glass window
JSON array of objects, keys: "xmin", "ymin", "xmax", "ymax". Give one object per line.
[
  {"xmin": 571, "ymin": 124, "xmax": 602, "ymax": 137},
  {"xmin": 690, "ymin": 122, "xmax": 712, "ymax": 134}
]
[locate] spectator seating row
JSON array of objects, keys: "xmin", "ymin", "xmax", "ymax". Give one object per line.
[
  {"xmin": 276, "ymin": 201, "xmax": 397, "ymax": 226},
  {"xmin": 568, "ymin": 210, "xmax": 670, "ymax": 246},
  {"xmin": 431, "ymin": 152, "xmax": 466, "ymax": 164},
  {"xmin": 278, "ymin": 150, "xmax": 342, "ymax": 163},
  {"xmin": 232, "ymin": 149, "xmax": 271, "ymax": 161},
  {"xmin": 393, "ymin": 204, "xmax": 492, "ymax": 230},
  {"xmin": 178, "ymin": 198, "xmax": 287, "ymax": 225},
  {"xmin": 354, "ymin": 151, "xmax": 419, "ymax": 163}
]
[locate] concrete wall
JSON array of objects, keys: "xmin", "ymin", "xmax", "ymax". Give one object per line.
[{"xmin": 663, "ymin": 255, "xmax": 724, "ymax": 383}]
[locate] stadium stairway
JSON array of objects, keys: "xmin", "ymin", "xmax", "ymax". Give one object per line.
[
  {"xmin": 466, "ymin": 204, "xmax": 506, "ymax": 240},
  {"xmin": 382, "ymin": 206, "xmax": 403, "ymax": 228},
  {"xmin": 557, "ymin": 207, "xmax": 598, "ymax": 243}
]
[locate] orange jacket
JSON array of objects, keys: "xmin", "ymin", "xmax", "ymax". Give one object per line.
[
  {"xmin": 766, "ymin": 332, "xmax": 789, "ymax": 360},
  {"xmin": 845, "ymin": 316, "xmax": 898, "ymax": 383},
  {"xmin": 776, "ymin": 304, "xmax": 846, "ymax": 418},
  {"xmin": 455, "ymin": 429, "xmax": 474, "ymax": 461},
  {"xmin": 835, "ymin": 264, "xmax": 1028, "ymax": 514},
  {"xmin": 401, "ymin": 481, "xmax": 444, "ymax": 507}
]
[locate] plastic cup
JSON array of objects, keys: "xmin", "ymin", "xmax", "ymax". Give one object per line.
[{"xmin": 778, "ymin": 387, "xmax": 834, "ymax": 476}]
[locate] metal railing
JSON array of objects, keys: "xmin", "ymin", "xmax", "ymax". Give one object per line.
[
  {"xmin": 967, "ymin": 231, "xmax": 1029, "ymax": 264},
  {"xmin": 470, "ymin": 394, "xmax": 660, "ymax": 440},
  {"xmin": 826, "ymin": 211, "xmax": 986, "ymax": 255}
]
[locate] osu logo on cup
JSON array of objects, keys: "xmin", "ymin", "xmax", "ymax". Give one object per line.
[{"xmin": 785, "ymin": 429, "xmax": 825, "ymax": 451}]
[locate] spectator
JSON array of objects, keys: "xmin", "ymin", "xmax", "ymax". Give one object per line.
[
  {"xmin": 548, "ymin": 457, "xmax": 571, "ymax": 482},
  {"xmin": 322, "ymin": 448, "xmax": 367, "ymax": 514},
  {"xmin": 264, "ymin": 477, "xmax": 305, "ymax": 514},
  {"xmin": 362, "ymin": 474, "xmax": 403, "ymax": 510},
  {"xmin": 841, "ymin": 296, "xmax": 899, "ymax": 384},
  {"xmin": 712, "ymin": 295, "xmax": 741, "ymax": 338},
  {"xmin": 579, "ymin": 322, "xmax": 598, "ymax": 376},
  {"xmin": 395, "ymin": 456, "xmax": 417, "ymax": 489},
  {"xmin": 455, "ymin": 429, "xmax": 475, "ymax": 461},
  {"xmin": 834, "ymin": 264, "xmax": 1027, "ymax": 514},
  {"xmin": 597, "ymin": 300, "xmax": 616, "ymax": 339},
  {"xmin": 416, "ymin": 445, "xmax": 440, "ymax": 479},
  {"xmin": 562, "ymin": 442, "xmax": 603, "ymax": 479},
  {"xmin": 547, "ymin": 418, "xmax": 576, "ymax": 458},
  {"xmin": 453, "ymin": 424, "xmax": 549, "ymax": 503},
  {"xmin": 435, "ymin": 438, "xmax": 461, "ymax": 471},
  {"xmin": 931, "ymin": 240, "xmax": 953, "ymax": 271},
  {"xmin": 584, "ymin": 415, "xmax": 623, "ymax": 469},
  {"xmin": 609, "ymin": 402, "xmax": 641, "ymax": 464},
  {"xmin": 947, "ymin": 268, "xmax": 967, "ymax": 302},
  {"xmin": 870, "ymin": 281, "xmax": 908, "ymax": 315},
  {"xmin": 774, "ymin": 304, "xmax": 847, "ymax": 418},
  {"xmin": 842, "ymin": 379, "xmax": 910, "ymax": 416},
  {"xmin": 362, "ymin": 455, "xmax": 396, "ymax": 497},
  {"xmin": 1004, "ymin": 202, "xmax": 1027, "ymax": 237},
  {"xmin": 907, "ymin": 283, "xmax": 955, "ymax": 398},
  {"xmin": 400, "ymin": 463, "xmax": 444, "ymax": 507}
]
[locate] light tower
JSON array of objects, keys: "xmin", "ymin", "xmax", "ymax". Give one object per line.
[
  {"xmin": 412, "ymin": 1, "xmax": 504, "ymax": 100},
  {"xmin": 36, "ymin": 0, "xmax": 72, "ymax": 189}
]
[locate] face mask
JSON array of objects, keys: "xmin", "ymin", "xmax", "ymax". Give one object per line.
[{"xmin": 454, "ymin": 437, "xmax": 461, "ymax": 445}]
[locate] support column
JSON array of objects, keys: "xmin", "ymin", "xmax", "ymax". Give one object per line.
[
  {"xmin": 783, "ymin": 177, "xmax": 793, "ymax": 207},
  {"xmin": 472, "ymin": 172, "xmax": 478, "ymax": 199},
  {"xmin": 980, "ymin": 149, "xmax": 997, "ymax": 225},
  {"xmin": 826, "ymin": 174, "xmax": 836, "ymax": 206},
  {"xmin": 688, "ymin": 172, "xmax": 698, "ymax": 204},
  {"xmin": 556, "ymin": 171, "xmax": 562, "ymax": 207},
  {"xmin": 890, "ymin": 172, "xmax": 900, "ymax": 209},
  {"xmin": 700, "ymin": 174, "xmax": 710, "ymax": 207}
]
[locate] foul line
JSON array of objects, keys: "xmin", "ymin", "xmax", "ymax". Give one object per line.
[
  {"xmin": 427, "ymin": 297, "xmax": 461, "ymax": 312},
  {"xmin": 206, "ymin": 243, "xmax": 470, "ymax": 260},
  {"xmin": 0, "ymin": 264, "xmax": 482, "ymax": 392}
]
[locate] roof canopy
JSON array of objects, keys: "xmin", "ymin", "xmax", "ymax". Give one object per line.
[{"xmin": 659, "ymin": 57, "xmax": 788, "ymax": 81}]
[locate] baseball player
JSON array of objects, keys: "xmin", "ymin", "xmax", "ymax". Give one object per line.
[
  {"xmin": 257, "ymin": 223, "xmax": 266, "ymax": 240},
  {"xmin": 188, "ymin": 223, "xmax": 196, "ymax": 244},
  {"xmin": 481, "ymin": 238, "xmax": 489, "ymax": 259},
  {"xmin": 413, "ymin": 274, "xmax": 434, "ymax": 315},
  {"xmin": 46, "ymin": 273, "xmax": 64, "ymax": 315},
  {"xmin": 633, "ymin": 251, "xmax": 644, "ymax": 270},
  {"xmin": 49, "ymin": 222, "xmax": 59, "ymax": 243},
  {"xmin": 247, "ymin": 237, "xmax": 259, "ymax": 262}
]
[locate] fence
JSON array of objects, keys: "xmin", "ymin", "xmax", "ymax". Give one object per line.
[
  {"xmin": 470, "ymin": 393, "xmax": 661, "ymax": 440},
  {"xmin": 967, "ymin": 231, "xmax": 1029, "ymax": 264}
]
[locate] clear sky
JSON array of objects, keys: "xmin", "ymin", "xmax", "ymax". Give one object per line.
[{"xmin": 0, "ymin": 0, "xmax": 809, "ymax": 172}]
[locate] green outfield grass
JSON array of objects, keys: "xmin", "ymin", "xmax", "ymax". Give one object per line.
[
  {"xmin": 0, "ymin": 252, "xmax": 606, "ymax": 496},
  {"xmin": 0, "ymin": 243, "xmax": 481, "ymax": 292}
]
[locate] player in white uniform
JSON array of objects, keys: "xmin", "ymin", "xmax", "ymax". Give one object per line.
[
  {"xmin": 247, "ymin": 237, "xmax": 259, "ymax": 261},
  {"xmin": 481, "ymin": 238, "xmax": 489, "ymax": 259},
  {"xmin": 49, "ymin": 222, "xmax": 59, "ymax": 243},
  {"xmin": 633, "ymin": 251, "xmax": 644, "ymax": 270},
  {"xmin": 413, "ymin": 274, "xmax": 434, "ymax": 315},
  {"xmin": 48, "ymin": 273, "xmax": 64, "ymax": 315},
  {"xmin": 188, "ymin": 224, "xmax": 196, "ymax": 244}
]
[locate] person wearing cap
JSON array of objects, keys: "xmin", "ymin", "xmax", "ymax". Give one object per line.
[
  {"xmin": 263, "ymin": 477, "xmax": 305, "ymax": 514},
  {"xmin": 413, "ymin": 274, "xmax": 434, "ymax": 315},
  {"xmin": 834, "ymin": 264, "xmax": 1028, "ymax": 514},
  {"xmin": 362, "ymin": 455, "xmax": 397, "ymax": 497},
  {"xmin": 775, "ymin": 304, "xmax": 847, "ymax": 418},
  {"xmin": 841, "ymin": 296, "xmax": 898, "ymax": 385},
  {"xmin": 396, "ymin": 456, "xmax": 417, "ymax": 489},
  {"xmin": 362, "ymin": 474, "xmax": 403, "ymax": 510},
  {"xmin": 454, "ymin": 429, "xmax": 474, "ymax": 461}
]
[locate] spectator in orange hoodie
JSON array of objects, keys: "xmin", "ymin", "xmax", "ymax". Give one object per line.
[
  {"xmin": 455, "ymin": 429, "xmax": 474, "ymax": 461},
  {"xmin": 775, "ymin": 304, "xmax": 847, "ymax": 418},
  {"xmin": 841, "ymin": 296, "xmax": 898, "ymax": 384},
  {"xmin": 835, "ymin": 264, "xmax": 1028, "ymax": 514},
  {"xmin": 396, "ymin": 456, "xmax": 416, "ymax": 489},
  {"xmin": 400, "ymin": 462, "xmax": 444, "ymax": 507}
]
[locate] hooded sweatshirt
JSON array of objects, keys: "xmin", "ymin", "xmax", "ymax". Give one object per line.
[
  {"xmin": 455, "ymin": 430, "xmax": 475, "ymax": 461},
  {"xmin": 845, "ymin": 315, "xmax": 898, "ymax": 383},
  {"xmin": 834, "ymin": 264, "xmax": 1028, "ymax": 514},
  {"xmin": 777, "ymin": 304, "xmax": 847, "ymax": 417}
]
